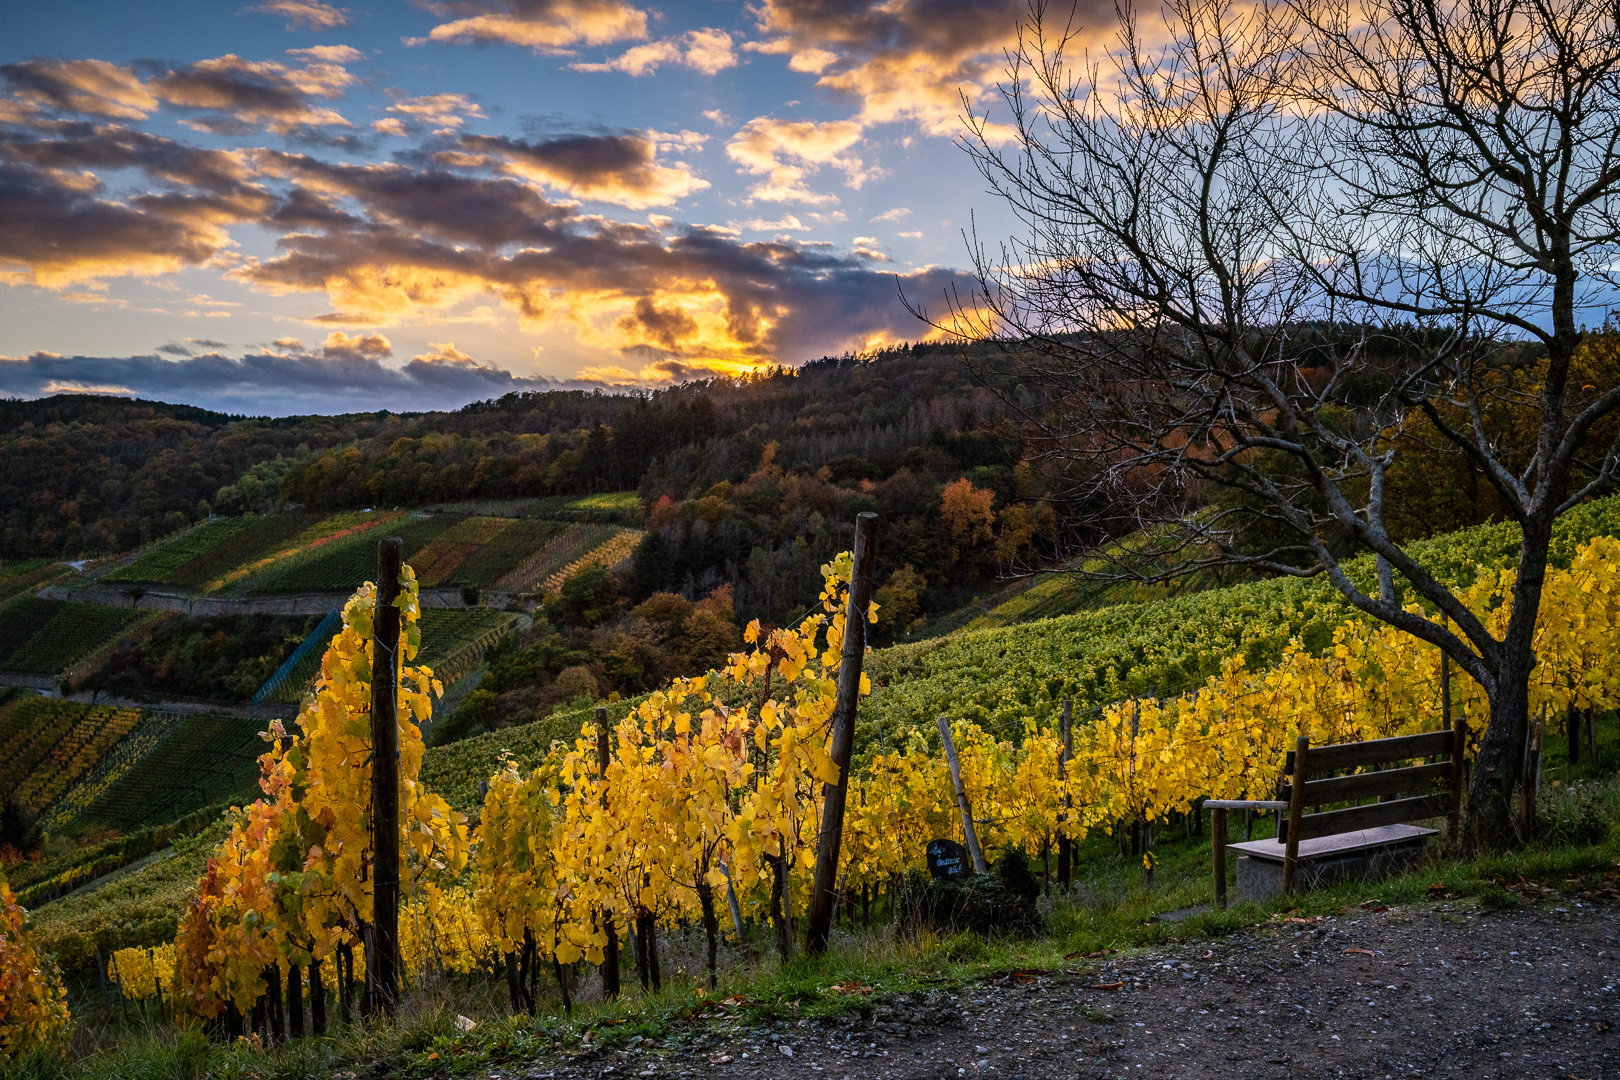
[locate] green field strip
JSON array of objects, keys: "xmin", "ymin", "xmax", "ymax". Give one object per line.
[
  {"xmin": 0, "ymin": 599, "xmax": 147, "ymax": 674},
  {"xmin": 102, "ymin": 518, "xmax": 260, "ymax": 586},
  {"xmin": 218, "ymin": 509, "xmax": 408, "ymax": 595},
  {"xmin": 243, "ymin": 512, "xmax": 460, "ymax": 596},
  {"xmin": 445, "ymin": 518, "xmax": 567, "ymax": 587},
  {"xmin": 76, "ymin": 711, "xmax": 268, "ymax": 831}
]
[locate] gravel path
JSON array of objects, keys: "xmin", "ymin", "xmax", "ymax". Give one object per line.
[{"xmin": 489, "ymin": 899, "xmax": 1619, "ymax": 1080}]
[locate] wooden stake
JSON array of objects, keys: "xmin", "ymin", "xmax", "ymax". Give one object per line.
[
  {"xmin": 1283, "ymin": 736, "xmax": 1308, "ymax": 895},
  {"xmin": 1058, "ymin": 698, "xmax": 1073, "ymax": 891},
  {"xmin": 806, "ymin": 512, "xmax": 877, "ymax": 956},
  {"xmin": 1211, "ymin": 807, "xmax": 1227, "ymax": 909},
  {"xmin": 369, "ymin": 536, "xmax": 403, "ymax": 1017},
  {"xmin": 938, "ymin": 714, "xmax": 989, "ymax": 874},
  {"xmin": 594, "ymin": 706, "xmax": 621, "ymax": 999}
]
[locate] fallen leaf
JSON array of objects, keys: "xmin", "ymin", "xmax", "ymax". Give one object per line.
[
  {"xmin": 1284, "ymin": 916, "xmax": 1317, "ymax": 925},
  {"xmin": 708, "ymin": 1052, "xmax": 732, "ymax": 1064},
  {"xmin": 1360, "ymin": 900, "xmax": 1389, "ymax": 912},
  {"xmin": 1344, "ymin": 947, "xmax": 1376, "ymax": 957},
  {"xmin": 1090, "ymin": 982, "xmax": 1125, "ymax": 990},
  {"xmin": 1201, "ymin": 950, "xmax": 1214, "ymax": 960}
]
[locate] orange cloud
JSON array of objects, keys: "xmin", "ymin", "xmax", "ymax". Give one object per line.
[
  {"xmin": 384, "ymin": 91, "xmax": 485, "ymax": 132},
  {"xmin": 569, "ymin": 28, "xmax": 737, "ymax": 76},
  {"xmin": 747, "ymin": 0, "xmax": 1044, "ymax": 140},
  {"xmin": 726, "ymin": 116, "xmax": 869, "ymax": 204},
  {"xmin": 244, "ymin": 0, "xmax": 351, "ymax": 30},
  {"xmin": 410, "ymin": 0, "xmax": 649, "ymax": 53},
  {"xmin": 0, "ymin": 59, "xmax": 159, "ymax": 119}
]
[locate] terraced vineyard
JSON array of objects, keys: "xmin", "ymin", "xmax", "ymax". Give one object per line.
[
  {"xmin": 73, "ymin": 711, "xmax": 268, "ymax": 831},
  {"xmin": 448, "ymin": 519, "xmax": 565, "ymax": 585},
  {"xmin": 0, "ymin": 558, "xmax": 68, "ymax": 604},
  {"xmin": 221, "ymin": 510, "xmax": 407, "ymax": 594},
  {"xmin": 102, "ymin": 518, "xmax": 261, "ymax": 586},
  {"xmin": 242, "ymin": 513, "xmax": 455, "ymax": 595},
  {"xmin": 415, "ymin": 608, "xmax": 521, "ymax": 684},
  {"xmin": 492, "ymin": 523, "xmax": 635, "ymax": 592},
  {"xmin": 0, "ymin": 598, "xmax": 146, "ymax": 675},
  {"xmin": 540, "ymin": 528, "xmax": 642, "ymax": 592},
  {"xmin": 0, "ymin": 697, "xmax": 144, "ymax": 815},
  {"xmin": 412, "ymin": 516, "xmax": 512, "ymax": 585}
]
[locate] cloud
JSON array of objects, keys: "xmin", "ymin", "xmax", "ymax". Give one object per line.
[
  {"xmin": 456, "ymin": 131, "xmax": 707, "ymax": 208},
  {"xmin": 383, "ymin": 91, "xmax": 485, "ymax": 133},
  {"xmin": 726, "ymin": 116, "xmax": 869, "ymax": 204},
  {"xmin": 244, "ymin": 0, "xmax": 351, "ymax": 30},
  {"xmin": 1, "ymin": 59, "xmax": 160, "ymax": 119},
  {"xmin": 746, "ymin": 0, "xmax": 1048, "ymax": 139},
  {"xmin": 286, "ymin": 45, "xmax": 366, "ymax": 63},
  {"xmin": 0, "ymin": 346, "xmax": 569, "ymax": 415},
  {"xmin": 870, "ymin": 206, "xmax": 910, "ymax": 222},
  {"xmin": 152, "ymin": 54, "xmax": 355, "ymax": 134},
  {"xmin": 408, "ymin": 0, "xmax": 649, "ymax": 54},
  {"xmin": 569, "ymin": 28, "xmax": 736, "ymax": 76},
  {"xmin": 0, "ymin": 158, "xmax": 257, "ymax": 288},
  {"xmin": 223, "ymin": 151, "xmax": 977, "ymax": 376},
  {"xmin": 273, "ymin": 336, "xmax": 304, "ymax": 349},
  {"xmin": 319, "ymin": 329, "xmax": 392, "ymax": 357},
  {"xmin": 3, "ymin": 52, "xmax": 358, "ymax": 134},
  {"xmin": 413, "ymin": 340, "xmax": 474, "ymax": 363},
  {"xmin": 734, "ymin": 214, "xmax": 809, "ymax": 232}
]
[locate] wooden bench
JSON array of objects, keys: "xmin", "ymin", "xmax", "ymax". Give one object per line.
[{"xmin": 1205, "ymin": 723, "xmax": 1465, "ymax": 905}]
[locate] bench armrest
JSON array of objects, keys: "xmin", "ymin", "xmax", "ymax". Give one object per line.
[{"xmin": 1203, "ymin": 800, "xmax": 1289, "ymax": 810}]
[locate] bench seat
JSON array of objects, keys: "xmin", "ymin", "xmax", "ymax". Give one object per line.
[{"xmin": 1227, "ymin": 822, "xmax": 1438, "ymax": 863}]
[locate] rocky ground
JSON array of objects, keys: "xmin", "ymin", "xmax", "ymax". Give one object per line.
[{"xmin": 480, "ymin": 895, "xmax": 1619, "ymax": 1080}]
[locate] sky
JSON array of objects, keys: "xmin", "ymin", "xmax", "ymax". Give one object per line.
[{"xmin": 0, "ymin": 0, "xmax": 1091, "ymax": 416}]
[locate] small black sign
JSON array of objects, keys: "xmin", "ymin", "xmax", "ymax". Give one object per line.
[{"xmin": 926, "ymin": 838, "xmax": 970, "ymax": 880}]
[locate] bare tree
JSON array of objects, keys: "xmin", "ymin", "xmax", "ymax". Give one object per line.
[{"xmin": 937, "ymin": 0, "xmax": 1620, "ymax": 843}]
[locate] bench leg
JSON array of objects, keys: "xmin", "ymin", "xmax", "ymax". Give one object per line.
[{"xmin": 1212, "ymin": 807, "xmax": 1227, "ymax": 909}]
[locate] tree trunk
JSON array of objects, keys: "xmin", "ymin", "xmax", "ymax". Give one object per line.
[
  {"xmin": 1466, "ymin": 629, "xmax": 1535, "ymax": 846},
  {"xmin": 554, "ymin": 957, "xmax": 572, "ymax": 1013},
  {"xmin": 267, "ymin": 964, "xmax": 285, "ymax": 1042},
  {"xmin": 310, "ymin": 957, "xmax": 326, "ymax": 1036},
  {"xmin": 1568, "ymin": 706, "xmax": 1581, "ymax": 765},
  {"xmin": 287, "ymin": 963, "xmax": 304, "ymax": 1039},
  {"xmin": 769, "ymin": 852, "xmax": 791, "ymax": 963},
  {"xmin": 338, "ymin": 942, "xmax": 354, "ymax": 1025},
  {"xmin": 698, "ymin": 878, "xmax": 719, "ymax": 990},
  {"xmin": 504, "ymin": 950, "xmax": 523, "ymax": 1013}
]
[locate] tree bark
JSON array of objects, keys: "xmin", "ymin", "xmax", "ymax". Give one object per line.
[{"xmin": 698, "ymin": 878, "xmax": 720, "ymax": 989}]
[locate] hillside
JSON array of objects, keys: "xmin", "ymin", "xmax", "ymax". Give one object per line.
[{"xmin": 23, "ymin": 489, "xmax": 1620, "ymax": 982}]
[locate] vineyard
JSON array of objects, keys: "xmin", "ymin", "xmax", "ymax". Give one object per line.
[
  {"xmin": 70, "ymin": 711, "xmax": 269, "ymax": 832},
  {"xmin": 15, "ymin": 496, "xmax": 1620, "ymax": 1054},
  {"xmin": 0, "ymin": 558, "xmax": 68, "ymax": 605},
  {"xmin": 0, "ymin": 598, "xmax": 146, "ymax": 675},
  {"xmin": 239, "ymin": 513, "xmax": 455, "ymax": 595},
  {"xmin": 102, "ymin": 517, "xmax": 265, "ymax": 587},
  {"xmin": 0, "ymin": 698, "xmax": 144, "ymax": 816},
  {"xmin": 539, "ymin": 528, "xmax": 642, "ymax": 592}
]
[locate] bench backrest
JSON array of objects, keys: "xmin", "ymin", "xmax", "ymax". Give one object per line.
[{"xmin": 1281, "ymin": 727, "xmax": 1461, "ymax": 843}]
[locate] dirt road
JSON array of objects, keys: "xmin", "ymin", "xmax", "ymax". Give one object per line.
[{"xmin": 495, "ymin": 900, "xmax": 1618, "ymax": 1080}]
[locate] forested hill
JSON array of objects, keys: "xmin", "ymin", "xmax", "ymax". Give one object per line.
[{"xmin": 0, "ymin": 345, "xmax": 1046, "ymax": 631}]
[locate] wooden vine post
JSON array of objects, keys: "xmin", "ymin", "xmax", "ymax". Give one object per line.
[
  {"xmin": 937, "ymin": 714, "xmax": 990, "ymax": 875},
  {"xmin": 594, "ymin": 706, "xmax": 621, "ymax": 999},
  {"xmin": 1057, "ymin": 698, "xmax": 1073, "ymax": 890},
  {"xmin": 805, "ymin": 511, "xmax": 877, "ymax": 956},
  {"xmin": 369, "ymin": 536, "xmax": 403, "ymax": 1017}
]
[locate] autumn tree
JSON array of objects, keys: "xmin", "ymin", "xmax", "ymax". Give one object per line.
[{"xmin": 943, "ymin": 0, "xmax": 1620, "ymax": 843}]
